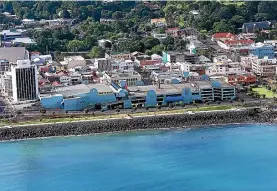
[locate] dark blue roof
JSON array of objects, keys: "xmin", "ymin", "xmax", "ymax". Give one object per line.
[{"xmin": 242, "ymin": 20, "xmax": 276, "ymax": 33}]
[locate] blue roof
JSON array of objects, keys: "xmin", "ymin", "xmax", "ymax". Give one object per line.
[{"xmin": 165, "ymin": 96, "xmax": 184, "ymax": 102}]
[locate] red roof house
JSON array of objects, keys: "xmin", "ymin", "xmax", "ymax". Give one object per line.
[{"xmin": 212, "ymin": 33, "xmax": 236, "ymax": 41}]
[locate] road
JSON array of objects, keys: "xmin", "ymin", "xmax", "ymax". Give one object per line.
[{"xmin": 7, "ymin": 98, "xmax": 272, "ymax": 118}]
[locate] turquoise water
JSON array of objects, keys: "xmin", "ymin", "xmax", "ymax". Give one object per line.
[{"xmin": 0, "ymin": 124, "xmax": 277, "ymax": 191}]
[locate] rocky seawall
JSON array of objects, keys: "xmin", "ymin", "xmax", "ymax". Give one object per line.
[{"xmin": 1, "ymin": 109, "xmax": 277, "ymax": 141}]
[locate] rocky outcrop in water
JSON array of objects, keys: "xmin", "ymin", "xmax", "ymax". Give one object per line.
[{"xmin": 1, "ymin": 109, "xmax": 277, "ymax": 141}]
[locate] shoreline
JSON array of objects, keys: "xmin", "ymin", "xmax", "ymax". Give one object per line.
[
  {"xmin": 0, "ymin": 122, "xmax": 263, "ymax": 143},
  {"xmin": 2, "ymin": 122, "xmax": 276, "ymax": 143},
  {"xmin": 1, "ymin": 108, "xmax": 277, "ymax": 141}
]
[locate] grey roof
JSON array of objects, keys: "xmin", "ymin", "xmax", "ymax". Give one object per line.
[
  {"xmin": 128, "ymin": 83, "xmax": 197, "ymax": 97},
  {"xmin": 198, "ymin": 55, "xmax": 211, "ymax": 62},
  {"xmin": 55, "ymin": 83, "xmax": 114, "ymax": 97},
  {"xmin": 193, "ymin": 80, "xmax": 213, "ymax": 89},
  {"xmin": 0, "ymin": 47, "xmax": 27, "ymax": 62},
  {"xmin": 86, "ymin": 83, "xmax": 113, "ymax": 93}
]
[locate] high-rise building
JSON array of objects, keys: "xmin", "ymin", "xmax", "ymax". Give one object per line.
[{"xmin": 11, "ymin": 60, "xmax": 38, "ymax": 102}]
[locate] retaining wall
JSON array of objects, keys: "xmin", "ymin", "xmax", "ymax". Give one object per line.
[{"xmin": 1, "ymin": 109, "xmax": 277, "ymax": 141}]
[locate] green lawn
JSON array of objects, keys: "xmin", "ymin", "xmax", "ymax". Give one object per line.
[
  {"xmin": 0, "ymin": 105, "xmax": 236, "ymax": 127},
  {"xmin": 252, "ymin": 87, "xmax": 277, "ymax": 98},
  {"xmin": 220, "ymin": 1, "xmax": 245, "ymax": 6}
]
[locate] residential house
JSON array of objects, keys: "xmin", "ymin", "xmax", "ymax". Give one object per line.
[
  {"xmin": 150, "ymin": 18, "xmax": 166, "ymax": 27},
  {"xmin": 152, "ymin": 33, "xmax": 167, "ymax": 40},
  {"xmin": 151, "ymin": 54, "xmax": 163, "ymax": 61},
  {"xmin": 165, "ymin": 27, "xmax": 182, "ymax": 37},
  {"xmin": 106, "ymin": 51, "xmax": 131, "ymax": 60}
]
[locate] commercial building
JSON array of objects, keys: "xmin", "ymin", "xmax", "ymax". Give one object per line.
[
  {"xmin": 0, "ymin": 59, "xmax": 10, "ymax": 75},
  {"xmin": 249, "ymin": 42, "xmax": 274, "ymax": 59},
  {"xmin": 205, "ymin": 62, "xmax": 245, "ymax": 76},
  {"xmin": 186, "ymin": 36, "xmax": 208, "ymax": 54},
  {"xmin": 60, "ymin": 56, "xmax": 86, "ymax": 69},
  {"xmin": 94, "ymin": 58, "xmax": 112, "ymax": 72},
  {"xmin": 211, "ymin": 33, "xmax": 236, "ymax": 42},
  {"xmin": 252, "ymin": 57, "xmax": 277, "ymax": 77},
  {"xmin": 240, "ymin": 55, "xmax": 258, "ymax": 71},
  {"xmin": 150, "ymin": 70, "xmax": 183, "ymax": 84},
  {"xmin": 11, "ymin": 60, "xmax": 38, "ymax": 102},
  {"xmin": 0, "ymin": 47, "xmax": 30, "ymax": 97},
  {"xmin": 40, "ymin": 79, "xmax": 236, "ymax": 111},
  {"xmin": 217, "ymin": 39, "xmax": 254, "ymax": 50},
  {"xmin": 179, "ymin": 62, "xmax": 206, "ymax": 76},
  {"xmin": 0, "ymin": 28, "xmax": 25, "ymax": 41},
  {"xmin": 162, "ymin": 51, "xmax": 198, "ymax": 64},
  {"xmin": 111, "ymin": 60, "xmax": 135, "ymax": 72},
  {"xmin": 226, "ymin": 74, "xmax": 257, "ymax": 85},
  {"xmin": 0, "ymin": 47, "xmax": 29, "ymax": 63},
  {"xmin": 40, "ymin": 83, "xmax": 118, "ymax": 111}
]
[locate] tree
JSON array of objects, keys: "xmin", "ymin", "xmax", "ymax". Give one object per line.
[
  {"xmin": 230, "ymin": 15, "xmax": 245, "ymax": 28},
  {"xmin": 254, "ymin": 13, "xmax": 273, "ymax": 22},
  {"xmin": 175, "ymin": 39, "xmax": 186, "ymax": 51},
  {"xmin": 88, "ymin": 46, "xmax": 105, "ymax": 58},
  {"xmin": 84, "ymin": 108, "xmax": 89, "ymax": 114},
  {"xmin": 67, "ymin": 40, "xmax": 88, "ymax": 51},
  {"xmin": 60, "ymin": 9, "xmax": 70, "ymax": 18},
  {"xmin": 103, "ymin": 41, "xmax": 112, "ymax": 49},
  {"xmin": 151, "ymin": 45, "xmax": 165, "ymax": 55},
  {"xmin": 40, "ymin": 108, "xmax": 46, "ymax": 114},
  {"xmin": 112, "ymin": 11, "xmax": 124, "ymax": 19},
  {"xmin": 144, "ymin": 38, "xmax": 160, "ymax": 50},
  {"xmin": 213, "ymin": 21, "xmax": 235, "ymax": 33}
]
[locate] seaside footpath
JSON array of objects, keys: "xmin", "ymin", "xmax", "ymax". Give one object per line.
[{"xmin": 0, "ymin": 108, "xmax": 277, "ymax": 141}]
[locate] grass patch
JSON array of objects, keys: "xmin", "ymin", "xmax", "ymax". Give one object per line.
[
  {"xmin": 252, "ymin": 87, "xmax": 277, "ymax": 98},
  {"xmin": 187, "ymin": 105, "xmax": 233, "ymax": 112},
  {"xmin": 1, "ymin": 105, "xmax": 236, "ymax": 127},
  {"xmin": 219, "ymin": 1, "xmax": 245, "ymax": 6}
]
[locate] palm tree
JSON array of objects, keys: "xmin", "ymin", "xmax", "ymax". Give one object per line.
[{"xmin": 84, "ymin": 108, "xmax": 89, "ymax": 114}]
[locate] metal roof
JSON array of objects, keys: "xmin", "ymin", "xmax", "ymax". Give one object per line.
[{"xmin": 0, "ymin": 47, "xmax": 27, "ymax": 62}]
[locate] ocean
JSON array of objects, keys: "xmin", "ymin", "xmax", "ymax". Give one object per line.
[{"xmin": 0, "ymin": 124, "xmax": 276, "ymax": 191}]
